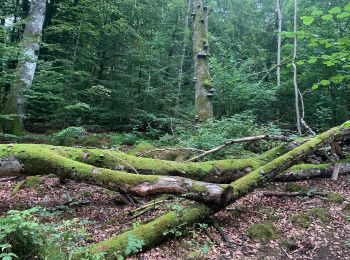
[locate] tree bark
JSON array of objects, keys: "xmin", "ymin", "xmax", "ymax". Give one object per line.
[
  {"xmin": 192, "ymin": 0, "xmax": 213, "ymax": 122},
  {"xmin": 276, "ymin": 0, "xmax": 282, "ymax": 87},
  {"xmin": 1, "ymin": 0, "xmax": 46, "ymax": 135},
  {"xmin": 0, "ymin": 145, "xmax": 232, "ymax": 205},
  {"xmin": 292, "ymin": 0, "xmax": 302, "ymax": 135},
  {"xmin": 176, "ymin": 0, "xmax": 191, "ymax": 108}
]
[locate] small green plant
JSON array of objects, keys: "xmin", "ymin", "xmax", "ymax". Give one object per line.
[
  {"xmin": 52, "ymin": 127, "xmax": 86, "ymax": 146},
  {"xmin": 327, "ymin": 192, "xmax": 344, "ymax": 204},
  {"xmin": 291, "ymin": 213, "xmax": 311, "ymax": 228},
  {"xmin": 285, "ymin": 183, "xmax": 307, "ymax": 192},
  {"xmin": 125, "ymin": 235, "xmax": 144, "ymax": 256},
  {"xmin": 246, "ymin": 223, "xmax": 277, "ymax": 241},
  {"xmin": 25, "ymin": 176, "xmax": 43, "ymax": 189},
  {"xmin": 81, "ymin": 191, "xmax": 93, "ymax": 198},
  {"xmin": 163, "ymin": 222, "xmax": 188, "ymax": 237},
  {"xmin": 309, "ymin": 207, "xmax": 329, "ymax": 222},
  {"xmin": 0, "ymin": 207, "xmax": 65, "ymax": 259},
  {"xmin": 291, "ymin": 208, "xmax": 330, "ymax": 228},
  {"xmin": 128, "ymin": 142, "xmax": 155, "ymax": 155}
]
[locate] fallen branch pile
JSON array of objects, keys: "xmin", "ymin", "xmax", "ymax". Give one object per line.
[{"xmin": 1, "ymin": 121, "xmax": 350, "ymax": 258}]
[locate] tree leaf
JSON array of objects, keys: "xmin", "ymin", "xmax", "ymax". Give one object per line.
[
  {"xmin": 311, "ymin": 10, "xmax": 323, "ymax": 17},
  {"xmin": 320, "ymin": 79, "xmax": 330, "ymax": 86},
  {"xmin": 308, "ymin": 58, "xmax": 317, "ymax": 64},
  {"xmin": 322, "ymin": 14, "xmax": 333, "ymax": 21},
  {"xmin": 311, "ymin": 84, "xmax": 319, "ymax": 90},
  {"xmin": 329, "ymin": 6, "xmax": 342, "ymax": 14},
  {"xmin": 301, "ymin": 16, "xmax": 315, "ymax": 25},
  {"xmin": 345, "ymin": 3, "xmax": 350, "ymax": 12},
  {"xmin": 336, "ymin": 12, "xmax": 350, "ymax": 19}
]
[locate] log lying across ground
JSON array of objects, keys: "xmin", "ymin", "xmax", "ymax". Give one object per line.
[
  {"xmin": 1, "ymin": 122, "xmax": 350, "ymax": 258},
  {"xmin": 0, "ymin": 145, "xmax": 232, "ymax": 205},
  {"xmin": 87, "ymin": 122, "xmax": 350, "ymax": 258}
]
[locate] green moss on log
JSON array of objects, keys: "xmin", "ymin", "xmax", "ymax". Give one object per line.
[
  {"xmin": 87, "ymin": 205, "xmax": 211, "ymax": 258},
  {"xmin": 229, "ymin": 122, "xmax": 350, "ymax": 201}
]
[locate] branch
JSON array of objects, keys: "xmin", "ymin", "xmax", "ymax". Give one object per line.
[{"xmin": 186, "ymin": 135, "xmax": 291, "ymax": 162}]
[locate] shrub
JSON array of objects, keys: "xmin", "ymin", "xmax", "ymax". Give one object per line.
[
  {"xmin": 52, "ymin": 127, "xmax": 86, "ymax": 146},
  {"xmin": 0, "ymin": 208, "xmax": 65, "ymax": 260}
]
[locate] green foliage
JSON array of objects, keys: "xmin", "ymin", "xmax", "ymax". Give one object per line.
[
  {"xmin": 246, "ymin": 223, "xmax": 277, "ymax": 241},
  {"xmin": 52, "ymin": 127, "xmax": 86, "ymax": 146},
  {"xmin": 128, "ymin": 142, "xmax": 155, "ymax": 155},
  {"xmin": 291, "ymin": 207, "xmax": 330, "ymax": 228},
  {"xmin": 0, "ymin": 207, "xmax": 65, "ymax": 260},
  {"xmin": 285, "ymin": 183, "xmax": 307, "ymax": 192},
  {"xmin": 168, "ymin": 113, "xmax": 284, "ymax": 159},
  {"xmin": 25, "ymin": 176, "xmax": 43, "ymax": 189},
  {"xmin": 327, "ymin": 192, "xmax": 344, "ymax": 204},
  {"xmin": 124, "ymin": 235, "xmax": 144, "ymax": 256}
]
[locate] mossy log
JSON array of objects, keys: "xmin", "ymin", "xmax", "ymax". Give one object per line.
[
  {"xmin": 84, "ymin": 122, "xmax": 350, "ymax": 258},
  {"xmin": 85, "ymin": 204, "xmax": 212, "ymax": 258},
  {"xmin": 52, "ymin": 144, "xmax": 291, "ymax": 183},
  {"xmin": 274, "ymin": 161, "xmax": 350, "ymax": 181},
  {"xmin": 227, "ymin": 122, "xmax": 350, "ymax": 201},
  {"xmin": 0, "ymin": 144, "xmax": 232, "ymax": 205}
]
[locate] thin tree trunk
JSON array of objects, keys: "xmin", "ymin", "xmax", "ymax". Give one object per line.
[
  {"xmin": 276, "ymin": 0, "xmax": 282, "ymax": 87},
  {"xmin": 192, "ymin": 0, "xmax": 213, "ymax": 122},
  {"xmin": 292, "ymin": 0, "xmax": 302, "ymax": 135},
  {"xmin": 1, "ymin": 0, "xmax": 46, "ymax": 135}
]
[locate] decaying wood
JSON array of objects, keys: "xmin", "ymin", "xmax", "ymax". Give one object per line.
[
  {"xmin": 186, "ymin": 135, "xmax": 291, "ymax": 162},
  {"xmin": 88, "ymin": 122, "xmax": 350, "ymax": 258},
  {"xmin": 331, "ymin": 163, "xmax": 341, "ymax": 181},
  {"xmin": 274, "ymin": 162, "xmax": 350, "ymax": 181},
  {"xmin": 262, "ymin": 191, "xmax": 328, "ymax": 197},
  {"xmin": 137, "ymin": 147, "xmax": 205, "ymax": 157}
]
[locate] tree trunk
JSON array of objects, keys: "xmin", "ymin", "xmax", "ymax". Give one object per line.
[
  {"xmin": 176, "ymin": 0, "xmax": 191, "ymax": 108},
  {"xmin": 192, "ymin": 0, "xmax": 213, "ymax": 122},
  {"xmin": 1, "ymin": 0, "xmax": 46, "ymax": 135},
  {"xmin": 0, "ymin": 145, "xmax": 232, "ymax": 205},
  {"xmin": 276, "ymin": 0, "xmax": 282, "ymax": 87},
  {"xmin": 292, "ymin": 0, "xmax": 302, "ymax": 135}
]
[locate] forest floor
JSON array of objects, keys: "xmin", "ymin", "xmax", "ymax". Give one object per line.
[{"xmin": 1, "ymin": 175, "xmax": 349, "ymax": 260}]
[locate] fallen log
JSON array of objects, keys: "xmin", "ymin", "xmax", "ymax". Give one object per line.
[
  {"xmin": 55, "ymin": 143, "xmax": 297, "ymax": 183},
  {"xmin": 274, "ymin": 161, "xmax": 350, "ymax": 181},
  {"xmin": 227, "ymin": 122, "xmax": 350, "ymax": 202},
  {"xmin": 86, "ymin": 122, "xmax": 350, "ymax": 258},
  {"xmin": 0, "ymin": 144, "xmax": 231, "ymax": 205}
]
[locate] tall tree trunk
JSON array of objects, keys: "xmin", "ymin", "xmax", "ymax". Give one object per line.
[
  {"xmin": 1, "ymin": 0, "xmax": 46, "ymax": 135},
  {"xmin": 176, "ymin": 0, "xmax": 191, "ymax": 108},
  {"xmin": 276, "ymin": 0, "xmax": 282, "ymax": 87},
  {"xmin": 192, "ymin": 0, "xmax": 213, "ymax": 122},
  {"xmin": 292, "ymin": 0, "xmax": 302, "ymax": 135}
]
